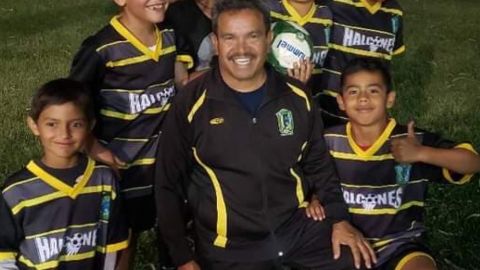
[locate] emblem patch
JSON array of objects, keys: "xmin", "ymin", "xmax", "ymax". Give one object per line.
[
  {"xmin": 275, "ymin": 109, "xmax": 294, "ymax": 136},
  {"xmin": 394, "ymin": 163, "xmax": 411, "ymax": 186},
  {"xmin": 100, "ymin": 193, "xmax": 111, "ymax": 220},
  {"xmin": 209, "ymin": 117, "xmax": 224, "ymax": 125},
  {"xmin": 391, "ymin": 16, "xmax": 400, "ymax": 34}
]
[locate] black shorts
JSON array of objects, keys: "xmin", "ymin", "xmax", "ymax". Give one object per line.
[
  {"xmin": 376, "ymin": 242, "xmax": 435, "ymax": 270},
  {"xmin": 123, "ymin": 194, "xmax": 156, "ymax": 233}
]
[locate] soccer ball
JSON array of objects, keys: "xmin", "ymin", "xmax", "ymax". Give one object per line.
[{"xmin": 267, "ymin": 20, "xmax": 313, "ymax": 74}]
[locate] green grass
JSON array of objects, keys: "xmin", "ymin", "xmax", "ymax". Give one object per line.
[{"xmin": 1, "ymin": 0, "xmax": 479, "ymax": 269}]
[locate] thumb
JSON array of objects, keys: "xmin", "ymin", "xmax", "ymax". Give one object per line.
[{"xmin": 407, "ymin": 120, "xmax": 415, "ymax": 138}]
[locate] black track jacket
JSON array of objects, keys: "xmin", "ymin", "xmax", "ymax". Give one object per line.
[{"xmin": 155, "ymin": 66, "xmax": 348, "ymax": 265}]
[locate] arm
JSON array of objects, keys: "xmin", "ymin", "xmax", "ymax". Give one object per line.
[
  {"xmin": 155, "ymin": 91, "xmax": 195, "ymax": 266},
  {"xmin": 0, "ymin": 193, "xmax": 21, "ymax": 270},
  {"xmin": 391, "ymin": 121, "xmax": 480, "ymax": 175}
]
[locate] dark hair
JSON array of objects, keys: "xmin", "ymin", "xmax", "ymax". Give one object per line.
[
  {"xmin": 340, "ymin": 58, "xmax": 393, "ymax": 92},
  {"xmin": 29, "ymin": 78, "xmax": 95, "ymax": 124},
  {"xmin": 212, "ymin": 0, "xmax": 270, "ymax": 34}
]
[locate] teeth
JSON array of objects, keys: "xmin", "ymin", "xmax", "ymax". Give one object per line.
[
  {"xmin": 234, "ymin": 58, "xmax": 250, "ymax": 65},
  {"xmin": 148, "ymin": 3, "xmax": 164, "ymax": 10}
]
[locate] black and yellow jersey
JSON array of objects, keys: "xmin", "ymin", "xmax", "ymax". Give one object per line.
[
  {"xmin": 70, "ymin": 16, "xmax": 193, "ymax": 198},
  {"xmin": 0, "ymin": 157, "xmax": 128, "ymax": 270},
  {"xmin": 264, "ymin": 0, "xmax": 332, "ymax": 95},
  {"xmin": 319, "ymin": 0, "xmax": 404, "ymax": 121},
  {"xmin": 324, "ymin": 119, "xmax": 477, "ymax": 266}
]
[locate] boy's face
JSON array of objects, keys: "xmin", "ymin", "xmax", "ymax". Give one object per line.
[
  {"xmin": 337, "ymin": 70, "xmax": 395, "ymax": 127},
  {"xmin": 28, "ymin": 102, "xmax": 90, "ymax": 165},
  {"xmin": 115, "ymin": 0, "xmax": 168, "ymax": 24}
]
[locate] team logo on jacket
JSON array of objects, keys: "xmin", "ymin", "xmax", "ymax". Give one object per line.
[
  {"xmin": 276, "ymin": 109, "xmax": 294, "ymax": 136},
  {"xmin": 391, "ymin": 16, "xmax": 400, "ymax": 34}
]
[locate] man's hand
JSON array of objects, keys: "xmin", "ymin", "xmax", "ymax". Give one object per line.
[
  {"xmin": 178, "ymin": 261, "xmax": 201, "ymax": 270},
  {"xmin": 287, "ymin": 59, "xmax": 313, "ymax": 84},
  {"xmin": 332, "ymin": 221, "xmax": 377, "ymax": 269},
  {"xmin": 305, "ymin": 197, "xmax": 326, "ymax": 221},
  {"xmin": 89, "ymin": 138, "xmax": 125, "ymax": 169},
  {"xmin": 391, "ymin": 121, "xmax": 423, "ymax": 163}
]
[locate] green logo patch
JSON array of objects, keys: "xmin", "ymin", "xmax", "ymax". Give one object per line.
[{"xmin": 276, "ymin": 109, "xmax": 294, "ymax": 136}]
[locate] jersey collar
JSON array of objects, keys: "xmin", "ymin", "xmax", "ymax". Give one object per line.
[
  {"xmin": 110, "ymin": 16, "xmax": 162, "ymax": 61},
  {"xmin": 346, "ymin": 118, "xmax": 396, "ymax": 157},
  {"xmin": 26, "ymin": 158, "xmax": 96, "ymax": 199},
  {"xmin": 282, "ymin": 0, "xmax": 317, "ymax": 26},
  {"xmin": 359, "ymin": 0, "xmax": 382, "ymax": 14}
]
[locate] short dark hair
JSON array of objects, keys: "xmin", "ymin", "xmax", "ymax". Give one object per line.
[
  {"xmin": 29, "ymin": 78, "xmax": 95, "ymax": 124},
  {"xmin": 212, "ymin": 0, "xmax": 270, "ymax": 34},
  {"xmin": 340, "ymin": 58, "xmax": 393, "ymax": 92}
]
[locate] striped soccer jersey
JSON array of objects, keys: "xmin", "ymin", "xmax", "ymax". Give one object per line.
[
  {"xmin": 70, "ymin": 16, "xmax": 193, "ymax": 198},
  {"xmin": 319, "ymin": 0, "xmax": 404, "ymax": 119},
  {"xmin": 324, "ymin": 119, "xmax": 476, "ymax": 266},
  {"xmin": 264, "ymin": 0, "xmax": 332, "ymax": 95},
  {"xmin": 0, "ymin": 157, "xmax": 128, "ymax": 270}
]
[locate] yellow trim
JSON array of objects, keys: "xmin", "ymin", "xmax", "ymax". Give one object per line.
[
  {"xmin": 323, "ymin": 68, "xmax": 341, "ymax": 75},
  {"xmin": 287, "ymin": 83, "xmax": 311, "ymax": 111},
  {"xmin": 100, "ymin": 89, "xmax": 144, "ymax": 94},
  {"xmin": 97, "ymin": 239, "xmax": 129, "ymax": 253},
  {"xmin": 372, "ymin": 238, "xmax": 393, "ymax": 248},
  {"xmin": 26, "ymin": 158, "xmax": 95, "ymax": 199},
  {"xmin": 442, "ymin": 143, "xmax": 477, "ymax": 185},
  {"xmin": 176, "ymin": 54, "xmax": 194, "ymax": 69},
  {"xmin": 192, "ymin": 148, "xmax": 228, "ymax": 248},
  {"xmin": 312, "ymin": 69, "xmax": 323, "ymax": 75},
  {"xmin": 394, "ymin": 251, "xmax": 435, "ymax": 270},
  {"xmin": 120, "ymin": 158, "xmax": 156, "ymax": 169},
  {"xmin": 341, "ymin": 179, "xmax": 428, "ymax": 189},
  {"xmin": 347, "ymin": 119, "xmax": 396, "ymax": 157},
  {"xmin": 359, "ymin": 0, "xmax": 381, "ymax": 14},
  {"xmin": 333, "ymin": 22, "xmax": 394, "ymax": 36},
  {"xmin": 110, "ymin": 16, "xmax": 163, "ymax": 61},
  {"xmin": 297, "ymin": 141, "xmax": 308, "ymax": 161},
  {"xmin": 330, "ymin": 44, "xmax": 392, "ymax": 60},
  {"xmin": 290, "ymin": 168, "xmax": 305, "ymax": 206},
  {"xmin": 2, "ymin": 176, "xmax": 39, "ymax": 193},
  {"xmin": 188, "ymin": 90, "xmax": 207, "ymax": 123},
  {"xmin": 333, "ymin": 0, "xmax": 403, "ymax": 15},
  {"xmin": 324, "ymin": 90, "xmax": 339, "ymax": 97},
  {"xmin": 349, "ymin": 201, "xmax": 424, "ymax": 215},
  {"xmin": 100, "ymin": 103, "xmax": 171, "ymax": 120},
  {"xmin": 113, "ymin": 137, "xmax": 150, "ymax": 142},
  {"xmin": 299, "ymin": 201, "xmax": 309, "ymax": 208},
  {"xmin": 282, "ymin": 0, "xmax": 317, "ymax": 26},
  {"xmin": 12, "ymin": 185, "xmax": 114, "ymax": 215},
  {"xmin": 393, "ymin": 45, "xmax": 405, "ymax": 55},
  {"xmin": 25, "ymin": 222, "xmax": 98, "ymax": 239},
  {"xmin": 96, "ymin": 40, "xmax": 130, "ymax": 52},
  {"xmin": 18, "ymin": 251, "xmax": 96, "ymax": 270},
  {"xmin": 330, "ymin": 151, "xmax": 393, "ymax": 161},
  {"xmin": 324, "ymin": 133, "xmax": 347, "ymax": 138},
  {"xmin": 106, "ymin": 55, "xmax": 151, "ymax": 68},
  {"xmin": 0, "ymin": 252, "xmax": 17, "ymax": 260}
]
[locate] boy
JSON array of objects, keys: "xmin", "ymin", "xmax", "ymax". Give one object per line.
[
  {"xmin": 0, "ymin": 79, "xmax": 129, "ymax": 270},
  {"xmin": 306, "ymin": 58, "xmax": 480, "ymax": 270},
  {"xmin": 70, "ymin": 0, "xmax": 193, "ymax": 267},
  {"xmin": 263, "ymin": 0, "xmax": 331, "ymax": 86},
  {"xmin": 319, "ymin": 0, "xmax": 405, "ymax": 127}
]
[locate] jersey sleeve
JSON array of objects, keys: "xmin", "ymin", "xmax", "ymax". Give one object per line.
[
  {"xmin": 174, "ymin": 31, "xmax": 194, "ymax": 70},
  {"xmin": 420, "ymin": 131, "xmax": 478, "ymax": 184},
  {"xmin": 0, "ymin": 192, "xmax": 22, "ymax": 269},
  {"xmin": 302, "ymin": 105, "xmax": 349, "ymax": 221},
  {"xmin": 104, "ymin": 174, "xmax": 129, "ymax": 253},
  {"xmin": 69, "ymin": 36, "xmax": 105, "ymax": 94},
  {"xmin": 392, "ymin": 14, "xmax": 405, "ymax": 55}
]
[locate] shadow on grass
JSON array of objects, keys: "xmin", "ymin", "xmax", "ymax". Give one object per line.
[{"xmin": 0, "ymin": 1, "xmax": 116, "ymax": 38}]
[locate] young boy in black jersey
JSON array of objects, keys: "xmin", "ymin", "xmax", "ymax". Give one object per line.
[
  {"xmin": 0, "ymin": 79, "xmax": 129, "ymax": 270},
  {"xmin": 306, "ymin": 58, "xmax": 480, "ymax": 270},
  {"xmin": 70, "ymin": 0, "xmax": 194, "ymax": 268},
  {"xmin": 319, "ymin": 0, "xmax": 404, "ymax": 127}
]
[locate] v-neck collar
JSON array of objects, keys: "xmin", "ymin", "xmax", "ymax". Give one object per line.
[
  {"xmin": 110, "ymin": 16, "xmax": 163, "ymax": 61},
  {"xmin": 282, "ymin": 0, "xmax": 317, "ymax": 26},
  {"xmin": 359, "ymin": 0, "xmax": 382, "ymax": 14},
  {"xmin": 346, "ymin": 118, "xmax": 396, "ymax": 157},
  {"xmin": 26, "ymin": 158, "xmax": 95, "ymax": 199}
]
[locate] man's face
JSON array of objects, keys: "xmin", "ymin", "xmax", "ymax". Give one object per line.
[
  {"xmin": 337, "ymin": 71, "xmax": 395, "ymax": 127},
  {"xmin": 212, "ymin": 9, "xmax": 272, "ymax": 90}
]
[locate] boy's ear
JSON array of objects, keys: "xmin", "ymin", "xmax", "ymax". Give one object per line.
[
  {"xmin": 386, "ymin": 91, "xmax": 396, "ymax": 109},
  {"xmin": 113, "ymin": 0, "xmax": 126, "ymax": 7},
  {"xmin": 27, "ymin": 117, "xmax": 40, "ymax": 136},
  {"xmin": 336, "ymin": 94, "xmax": 346, "ymax": 111}
]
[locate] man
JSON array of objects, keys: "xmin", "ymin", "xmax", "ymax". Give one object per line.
[{"xmin": 155, "ymin": 0, "xmax": 376, "ymax": 269}]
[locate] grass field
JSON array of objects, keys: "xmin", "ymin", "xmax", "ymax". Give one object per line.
[{"xmin": 1, "ymin": 0, "xmax": 479, "ymax": 269}]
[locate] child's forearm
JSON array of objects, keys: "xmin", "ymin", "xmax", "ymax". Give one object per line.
[{"xmin": 417, "ymin": 146, "xmax": 480, "ymax": 174}]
